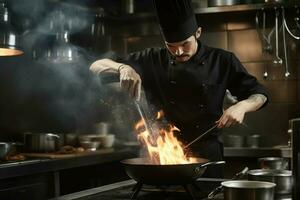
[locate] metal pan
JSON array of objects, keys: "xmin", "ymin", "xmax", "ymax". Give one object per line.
[{"xmin": 121, "ymin": 157, "xmax": 225, "ymax": 185}]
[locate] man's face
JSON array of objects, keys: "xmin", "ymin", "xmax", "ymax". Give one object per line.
[{"xmin": 165, "ymin": 35, "xmax": 198, "ymax": 62}]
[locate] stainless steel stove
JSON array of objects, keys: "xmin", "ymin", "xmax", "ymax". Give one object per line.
[{"xmin": 53, "ymin": 178, "xmax": 292, "ymax": 200}]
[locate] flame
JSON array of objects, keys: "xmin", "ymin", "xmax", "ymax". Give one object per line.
[{"xmin": 135, "ymin": 111, "xmax": 197, "ymax": 165}]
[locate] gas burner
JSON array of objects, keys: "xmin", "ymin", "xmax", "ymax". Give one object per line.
[{"xmin": 130, "ymin": 182, "xmax": 216, "ymax": 200}]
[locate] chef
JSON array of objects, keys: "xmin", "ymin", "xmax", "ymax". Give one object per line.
[{"xmin": 90, "ymin": 0, "xmax": 268, "ymax": 177}]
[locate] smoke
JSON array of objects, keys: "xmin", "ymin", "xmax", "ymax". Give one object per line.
[{"xmin": 0, "ymin": 0, "xmax": 107, "ymax": 133}]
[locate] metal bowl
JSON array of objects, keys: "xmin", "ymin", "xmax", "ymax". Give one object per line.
[{"xmin": 80, "ymin": 141, "xmax": 101, "ymax": 151}]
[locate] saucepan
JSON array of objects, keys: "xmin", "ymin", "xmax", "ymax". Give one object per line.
[
  {"xmin": 0, "ymin": 142, "xmax": 23, "ymax": 160},
  {"xmin": 248, "ymin": 169, "xmax": 292, "ymax": 194},
  {"xmin": 221, "ymin": 180, "xmax": 276, "ymax": 200},
  {"xmin": 258, "ymin": 157, "xmax": 289, "ymax": 170},
  {"xmin": 121, "ymin": 157, "xmax": 225, "ymax": 185},
  {"xmin": 24, "ymin": 132, "xmax": 61, "ymax": 152}
]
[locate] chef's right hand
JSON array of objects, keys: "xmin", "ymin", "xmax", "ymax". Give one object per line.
[{"xmin": 119, "ymin": 64, "xmax": 141, "ymax": 101}]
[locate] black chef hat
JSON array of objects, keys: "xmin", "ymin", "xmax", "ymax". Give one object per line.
[{"xmin": 153, "ymin": 0, "xmax": 198, "ymax": 43}]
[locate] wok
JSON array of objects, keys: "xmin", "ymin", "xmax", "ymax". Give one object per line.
[{"xmin": 121, "ymin": 157, "xmax": 225, "ymax": 185}]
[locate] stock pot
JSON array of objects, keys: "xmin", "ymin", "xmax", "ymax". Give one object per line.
[
  {"xmin": 248, "ymin": 169, "xmax": 292, "ymax": 194},
  {"xmin": 24, "ymin": 132, "xmax": 61, "ymax": 152}
]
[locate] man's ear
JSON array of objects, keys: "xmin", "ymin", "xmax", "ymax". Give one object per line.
[{"xmin": 195, "ymin": 27, "xmax": 202, "ymax": 39}]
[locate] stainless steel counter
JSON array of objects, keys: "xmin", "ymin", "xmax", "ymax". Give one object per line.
[{"xmin": 224, "ymin": 147, "xmax": 291, "ymax": 158}]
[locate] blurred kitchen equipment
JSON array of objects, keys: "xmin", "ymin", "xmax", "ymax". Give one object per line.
[
  {"xmin": 24, "ymin": 132, "xmax": 61, "ymax": 152},
  {"xmin": 246, "ymin": 134, "xmax": 261, "ymax": 148},
  {"xmin": 9, "ymin": 142, "xmax": 23, "ymax": 155},
  {"xmin": 0, "ymin": 1, "xmax": 23, "ymax": 56},
  {"xmin": 79, "ymin": 134, "xmax": 104, "ymax": 142},
  {"xmin": 80, "ymin": 134, "xmax": 115, "ymax": 148},
  {"xmin": 281, "ymin": 7, "xmax": 290, "ymax": 77},
  {"xmin": 122, "ymin": 0, "xmax": 135, "ymax": 14},
  {"xmin": 255, "ymin": 9, "xmax": 274, "ymax": 78},
  {"xmin": 94, "ymin": 122, "xmax": 110, "ymax": 135},
  {"xmin": 221, "ymin": 180, "xmax": 275, "ymax": 200},
  {"xmin": 208, "ymin": 167, "xmax": 249, "ymax": 199},
  {"xmin": 258, "ymin": 157, "xmax": 289, "ymax": 170},
  {"xmin": 223, "ymin": 134, "xmax": 244, "ymax": 147},
  {"xmin": 45, "ymin": 31, "xmax": 79, "ymax": 63},
  {"xmin": 80, "ymin": 141, "xmax": 100, "ymax": 151},
  {"xmin": 264, "ymin": 0, "xmax": 284, "ymax": 2},
  {"xmin": 64, "ymin": 133, "xmax": 78, "ymax": 146},
  {"xmin": 208, "ymin": 0, "xmax": 240, "ymax": 7},
  {"xmin": 0, "ymin": 142, "xmax": 12, "ymax": 160},
  {"xmin": 273, "ymin": 8, "xmax": 283, "ymax": 65},
  {"xmin": 184, "ymin": 124, "xmax": 218, "ymax": 149},
  {"xmin": 248, "ymin": 169, "xmax": 292, "ymax": 194},
  {"xmin": 101, "ymin": 134, "xmax": 115, "ymax": 148},
  {"xmin": 283, "ymin": 7, "xmax": 300, "ymax": 40},
  {"xmin": 289, "ymin": 118, "xmax": 300, "ymax": 199}
]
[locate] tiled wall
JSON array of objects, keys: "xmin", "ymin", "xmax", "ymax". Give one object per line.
[{"xmin": 106, "ymin": 10, "xmax": 300, "ymax": 147}]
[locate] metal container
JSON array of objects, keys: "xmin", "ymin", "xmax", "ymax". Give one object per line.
[
  {"xmin": 248, "ymin": 169, "xmax": 292, "ymax": 194},
  {"xmin": 208, "ymin": 0, "xmax": 240, "ymax": 7},
  {"xmin": 221, "ymin": 180, "xmax": 276, "ymax": 200},
  {"xmin": 246, "ymin": 134, "xmax": 261, "ymax": 148},
  {"xmin": 24, "ymin": 133, "xmax": 60, "ymax": 152},
  {"xmin": 258, "ymin": 157, "xmax": 289, "ymax": 170},
  {"xmin": 223, "ymin": 135, "xmax": 244, "ymax": 147},
  {"xmin": 0, "ymin": 142, "xmax": 11, "ymax": 160}
]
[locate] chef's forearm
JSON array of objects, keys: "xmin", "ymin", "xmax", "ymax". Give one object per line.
[
  {"xmin": 236, "ymin": 94, "xmax": 267, "ymax": 112},
  {"xmin": 90, "ymin": 59, "xmax": 124, "ymax": 75}
]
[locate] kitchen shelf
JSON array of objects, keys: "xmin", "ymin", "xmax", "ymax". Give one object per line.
[
  {"xmin": 194, "ymin": 2, "xmax": 299, "ymax": 14},
  {"xmin": 106, "ymin": 2, "xmax": 300, "ymax": 21}
]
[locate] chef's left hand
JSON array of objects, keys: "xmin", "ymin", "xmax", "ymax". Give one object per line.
[{"xmin": 216, "ymin": 103, "xmax": 247, "ymax": 128}]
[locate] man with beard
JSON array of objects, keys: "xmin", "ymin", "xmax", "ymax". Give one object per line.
[{"xmin": 90, "ymin": 0, "xmax": 268, "ymax": 177}]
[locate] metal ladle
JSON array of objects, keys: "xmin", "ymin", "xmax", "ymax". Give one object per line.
[
  {"xmin": 273, "ymin": 8, "xmax": 283, "ymax": 65},
  {"xmin": 255, "ymin": 10, "xmax": 268, "ymax": 78},
  {"xmin": 262, "ymin": 10, "xmax": 268, "ymax": 78},
  {"xmin": 282, "ymin": 7, "xmax": 290, "ymax": 77}
]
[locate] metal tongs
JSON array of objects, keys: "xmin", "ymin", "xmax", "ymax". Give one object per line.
[{"xmin": 184, "ymin": 124, "xmax": 218, "ymax": 149}]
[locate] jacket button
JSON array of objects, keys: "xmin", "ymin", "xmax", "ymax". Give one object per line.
[
  {"xmin": 200, "ymin": 61, "xmax": 205, "ymax": 65},
  {"xmin": 196, "ymin": 125, "xmax": 200, "ymax": 129},
  {"xmin": 170, "ymin": 61, "xmax": 176, "ymax": 65},
  {"xmin": 198, "ymin": 104, "xmax": 204, "ymax": 109}
]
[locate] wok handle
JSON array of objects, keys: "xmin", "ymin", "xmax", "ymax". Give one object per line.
[
  {"xmin": 200, "ymin": 161, "xmax": 225, "ymax": 168},
  {"xmin": 207, "ymin": 166, "xmax": 249, "ymax": 199}
]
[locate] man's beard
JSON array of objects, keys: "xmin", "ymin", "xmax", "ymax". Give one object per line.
[{"xmin": 175, "ymin": 54, "xmax": 190, "ymax": 62}]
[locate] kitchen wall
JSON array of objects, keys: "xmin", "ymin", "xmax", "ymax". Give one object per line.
[
  {"xmin": 107, "ymin": 8, "xmax": 300, "ymax": 147},
  {"xmin": 0, "ymin": 1, "xmax": 299, "ymax": 147}
]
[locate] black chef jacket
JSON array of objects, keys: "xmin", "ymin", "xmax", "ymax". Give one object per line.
[{"xmin": 116, "ymin": 41, "xmax": 268, "ymax": 177}]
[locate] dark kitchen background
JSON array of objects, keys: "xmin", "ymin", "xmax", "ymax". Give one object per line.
[
  {"xmin": 0, "ymin": 0, "xmax": 299, "ymax": 199},
  {"xmin": 0, "ymin": 0, "xmax": 299, "ymax": 146}
]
